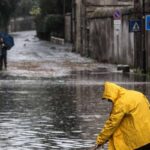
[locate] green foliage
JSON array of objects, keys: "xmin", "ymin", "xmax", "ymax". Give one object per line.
[
  {"xmin": 30, "ymin": 6, "xmax": 41, "ymax": 16},
  {"xmin": 0, "ymin": 0, "xmax": 16, "ymax": 18},
  {"xmin": 14, "ymin": 0, "xmax": 40, "ymax": 17},
  {"xmin": 65, "ymin": 0, "xmax": 72, "ymax": 13},
  {"xmin": 35, "ymin": 0, "xmax": 72, "ymax": 40},
  {"xmin": 40, "ymin": 0, "xmax": 61, "ymax": 15},
  {"xmin": 35, "ymin": 14, "xmax": 64, "ymax": 39},
  {"xmin": 35, "ymin": 15, "xmax": 45, "ymax": 32},
  {"xmin": 39, "ymin": 0, "xmax": 71, "ymax": 15},
  {"xmin": 0, "ymin": 0, "xmax": 20, "ymax": 30},
  {"xmin": 45, "ymin": 15, "xmax": 64, "ymax": 36}
]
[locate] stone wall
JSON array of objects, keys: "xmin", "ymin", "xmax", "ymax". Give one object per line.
[
  {"xmin": 9, "ymin": 16, "xmax": 35, "ymax": 32},
  {"xmin": 89, "ymin": 18, "xmax": 113, "ymax": 62},
  {"xmin": 72, "ymin": 0, "xmax": 138, "ymax": 67},
  {"xmin": 89, "ymin": 7, "xmax": 135, "ymax": 66},
  {"xmin": 71, "ymin": 0, "xmax": 150, "ymax": 71}
]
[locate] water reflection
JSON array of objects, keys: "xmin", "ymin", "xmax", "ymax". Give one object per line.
[
  {"xmin": 0, "ymin": 71, "xmax": 150, "ymax": 149},
  {"xmin": 0, "ymin": 80, "xmax": 100, "ymax": 149},
  {"xmin": 0, "ymin": 30, "xmax": 149, "ymax": 149}
]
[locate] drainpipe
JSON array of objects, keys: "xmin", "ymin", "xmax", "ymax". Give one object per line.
[
  {"xmin": 142, "ymin": 0, "xmax": 146, "ymax": 73},
  {"xmin": 63, "ymin": 0, "xmax": 66, "ymax": 39},
  {"xmin": 71, "ymin": 0, "xmax": 73, "ymax": 43}
]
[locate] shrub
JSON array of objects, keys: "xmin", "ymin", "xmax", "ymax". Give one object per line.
[{"xmin": 35, "ymin": 14, "xmax": 64, "ymax": 40}]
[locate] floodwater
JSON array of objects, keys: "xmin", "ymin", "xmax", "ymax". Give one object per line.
[{"xmin": 0, "ymin": 31, "xmax": 150, "ymax": 150}]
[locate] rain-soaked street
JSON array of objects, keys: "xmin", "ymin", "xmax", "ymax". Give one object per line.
[{"xmin": 0, "ymin": 30, "xmax": 150, "ymax": 150}]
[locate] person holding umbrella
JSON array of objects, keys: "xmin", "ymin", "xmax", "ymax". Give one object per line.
[
  {"xmin": 0, "ymin": 32, "xmax": 14, "ymax": 70},
  {"xmin": 93, "ymin": 82, "xmax": 150, "ymax": 150},
  {"xmin": 0, "ymin": 37, "xmax": 7, "ymax": 70}
]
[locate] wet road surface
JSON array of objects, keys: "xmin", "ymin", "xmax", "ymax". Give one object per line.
[{"xmin": 0, "ymin": 31, "xmax": 149, "ymax": 150}]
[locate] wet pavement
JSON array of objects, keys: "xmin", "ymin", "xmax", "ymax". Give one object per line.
[{"xmin": 0, "ymin": 31, "xmax": 150, "ymax": 150}]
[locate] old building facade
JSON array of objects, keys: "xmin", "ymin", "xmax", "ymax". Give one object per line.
[{"xmin": 71, "ymin": 0, "xmax": 150, "ymax": 72}]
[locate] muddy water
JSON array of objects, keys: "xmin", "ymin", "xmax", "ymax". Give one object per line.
[
  {"xmin": 0, "ymin": 31, "xmax": 149, "ymax": 150},
  {"xmin": 0, "ymin": 73, "xmax": 150, "ymax": 150}
]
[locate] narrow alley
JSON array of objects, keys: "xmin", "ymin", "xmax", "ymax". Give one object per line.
[{"xmin": 0, "ymin": 31, "xmax": 149, "ymax": 150}]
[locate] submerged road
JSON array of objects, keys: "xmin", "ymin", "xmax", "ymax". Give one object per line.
[{"xmin": 0, "ymin": 31, "xmax": 149, "ymax": 150}]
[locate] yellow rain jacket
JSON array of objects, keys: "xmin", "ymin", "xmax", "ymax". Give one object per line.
[{"xmin": 96, "ymin": 82, "xmax": 150, "ymax": 150}]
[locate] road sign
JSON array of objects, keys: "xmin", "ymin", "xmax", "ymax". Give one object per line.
[
  {"xmin": 113, "ymin": 10, "xmax": 121, "ymax": 20},
  {"xmin": 129, "ymin": 20, "xmax": 142, "ymax": 32},
  {"xmin": 114, "ymin": 20, "xmax": 121, "ymax": 30},
  {"xmin": 114, "ymin": 20, "xmax": 121, "ymax": 35},
  {"xmin": 145, "ymin": 15, "xmax": 150, "ymax": 30}
]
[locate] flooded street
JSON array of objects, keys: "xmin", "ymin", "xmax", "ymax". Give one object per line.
[{"xmin": 0, "ymin": 31, "xmax": 150, "ymax": 150}]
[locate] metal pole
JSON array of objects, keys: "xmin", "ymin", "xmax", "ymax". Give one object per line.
[
  {"xmin": 142, "ymin": 0, "xmax": 146, "ymax": 73},
  {"xmin": 63, "ymin": 0, "xmax": 66, "ymax": 40},
  {"xmin": 71, "ymin": 0, "xmax": 73, "ymax": 42}
]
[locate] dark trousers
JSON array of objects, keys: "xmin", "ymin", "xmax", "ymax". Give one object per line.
[
  {"xmin": 135, "ymin": 143, "xmax": 150, "ymax": 150},
  {"xmin": 0, "ymin": 51, "xmax": 7, "ymax": 70}
]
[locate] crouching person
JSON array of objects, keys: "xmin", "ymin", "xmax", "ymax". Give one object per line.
[{"xmin": 94, "ymin": 82, "xmax": 150, "ymax": 150}]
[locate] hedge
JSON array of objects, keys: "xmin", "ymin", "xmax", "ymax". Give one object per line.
[{"xmin": 35, "ymin": 14, "xmax": 64, "ymax": 40}]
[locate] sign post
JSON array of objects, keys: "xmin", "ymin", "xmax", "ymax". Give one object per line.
[
  {"xmin": 129, "ymin": 20, "xmax": 142, "ymax": 32},
  {"xmin": 113, "ymin": 10, "xmax": 121, "ymax": 35},
  {"xmin": 113, "ymin": 10, "xmax": 121, "ymax": 63},
  {"xmin": 145, "ymin": 15, "xmax": 150, "ymax": 30}
]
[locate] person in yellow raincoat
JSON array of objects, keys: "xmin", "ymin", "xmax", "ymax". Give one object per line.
[{"xmin": 94, "ymin": 82, "xmax": 150, "ymax": 150}]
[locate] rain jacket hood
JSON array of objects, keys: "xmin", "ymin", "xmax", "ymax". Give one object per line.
[
  {"xmin": 102, "ymin": 82, "xmax": 126, "ymax": 103},
  {"xmin": 97, "ymin": 82, "xmax": 150, "ymax": 150}
]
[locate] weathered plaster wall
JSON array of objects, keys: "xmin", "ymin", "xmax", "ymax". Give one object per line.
[
  {"xmin": 86, "ymin": 0, "xmax": 117, "ymax": 5},
  {"xmin": 74, "ymin": 0, "xmax": 82, "ymax": 53},
  {"xmin": 89, "ymin": 8, "xmax": 134, "ymax": 66},
  {"xmin": 9, "ymin": 17, "xmax": 35, "ymax": 32},
  {"xmin": 89, "ymin": 18, "xmax": 113, "ymax": 63},
  {"xmin": 121, "ymin": 15, "xmax": 134, "ymax": 65},
  {"xmin": 72, "ymin": 0, "xmax": 150, "ymax": 70}
]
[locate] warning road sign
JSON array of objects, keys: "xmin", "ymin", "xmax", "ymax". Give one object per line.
[{"xmin": 129, "ymin": 20, "xmax": 142, "ymax": 32}]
